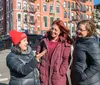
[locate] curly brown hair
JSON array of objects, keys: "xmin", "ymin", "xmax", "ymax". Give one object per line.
[{"xmin": 77, "ymin": 20, "xmax": 99, "ymax": 37}]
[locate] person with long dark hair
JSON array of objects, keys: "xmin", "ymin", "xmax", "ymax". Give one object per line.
[{"xmin": 36, "ymin": 20, "xmax": 71, "ymax": 85}]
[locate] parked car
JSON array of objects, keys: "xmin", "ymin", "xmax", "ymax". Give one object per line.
[
  {"xmin": 27, "ymin": 34, "xmax": 43, "ymax": 49},
  {"xmin": 1, "ymin": 35, "xmax": 12, "ymax": 49},
  {"xmin": 0, "ymin": 40, "xmax": 5, "ymax": 51},
  {"xmin": 27, "ymin": 34, "xmax": 43, "ymax": 56}
]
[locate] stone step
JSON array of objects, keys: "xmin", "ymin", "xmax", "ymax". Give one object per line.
[
  {"xmin": 0, "ymin": 78, "xmax": 8, "ymax": 82},
  {"xmin": 0, "ymin": 74, "xmax": 8, "ymax": 82}
]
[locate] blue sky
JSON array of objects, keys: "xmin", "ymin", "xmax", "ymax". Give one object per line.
[{"xmin": 94, "ymin": 0, "xmax": 100, "ymax": 5}]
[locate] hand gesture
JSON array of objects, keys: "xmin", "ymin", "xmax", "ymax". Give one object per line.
[{"xmin": 36, "ymin": 49, "xmax": 47, "ymax": 62}]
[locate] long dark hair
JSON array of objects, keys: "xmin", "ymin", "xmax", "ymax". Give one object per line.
[{"xmin": 12, "ymin": 43, "xmax": 22, "ymax": 55}]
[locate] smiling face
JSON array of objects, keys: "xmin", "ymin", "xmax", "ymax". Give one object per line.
[
  {"xmin": 76, "ymin": 24, "xmax": 89, "ymax": 38},
  {"xmin": 19, "ymin": 38, "xmax": 28, "ymax": 51},
  {"xmin": 51, "ymin": 24, "xmax": 61, "ymax": 40}
]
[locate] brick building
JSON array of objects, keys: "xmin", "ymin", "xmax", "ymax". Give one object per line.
[
  {"xmin": 5, "ymin": 0, "xmax": 94, "ymax": 35},
  {"xmin": 0, "ymin": 0, "xmax": 6, "ymax": 36}
]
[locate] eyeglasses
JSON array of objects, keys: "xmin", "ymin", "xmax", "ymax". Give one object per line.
[{"xmin": 77, "ymin": 28, "xmax": 87, "ymax": 32}]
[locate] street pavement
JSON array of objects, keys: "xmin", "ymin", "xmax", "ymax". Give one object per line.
[{"xmin": 0, "ymin": 49, "xmax": 10, "ymax": 85}]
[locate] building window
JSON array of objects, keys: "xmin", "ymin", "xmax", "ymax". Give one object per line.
[
  {"xmin": 30, "ymin": 27, "xmax": 34, "ymax": 34},
  {"xmin": 37, "ymin": 5, "xmax": 40, "ymax": 10},
  {"xmin": 64, "ymin": 22, "xmax": 67, "ymax": 26},
  {"xmin": 86, "ymin": 14, "xmax": 89, "ymax": 19},
  {"xmin": 41, "ymin": 30, "xmax": 46, "ymax": 35},
  {"xmin": 43, "ymin": 3, "xmax": 47, "ymax": 11},
  {"xmin": 84, "ymin": 14, "xmax": 88, "ymax": 19},
  {"xmin": 24, "ymin": 14, "xmax": 27, "ymax": 23},
  {"xmin": 43, "ymin": 16, "xmax": 47, "ymax": 27},
  {"xmin": 68, "ymin": 11, "xmax": 70, "ymax": 18},
  {"xmin": 50, "ymin": 17, "xmax": 54, "ymax": 26},
  {"xmin": 17, "ymin": 26, "xmax": 22, "ymax": 32},
  {"xmin": 37, "ymin": 16, "xmax": 40, "ymax": 20},
  {"xmin": 50, "ymin": 4, "xmax": 54, "ymax": 13},
  {"xmin": 68, "ymin": 1, "xmax": 70, "ymax": 9},
  {"xmin": 71, "ymin": 13, "xmax": 74, "ymax": 20},
  {"xmin": 75, "ymin": 3, "xmax": 78, "ymax": 9},
  {"xmin": 89, "ymin": 6, "xmax": 92, "ymax": 12},
  {"xmin": 68, "ymin": 23, "xmax": 75, "ymax": 36},
  {"xmin": 90, "ymin": 16, "xmax": 92, "ymax": 19},
  {"xmin": 80, "ymin": 4, "xmax": 82, "ymax": 11},
  {"xmin": 72, "ymin": 23, "xmax": 75, "ymax": 34},
  {"xmin": 86, "ymin": 5, "xmax": 89, "ymax": 11},
  {"xmin": 30, "ymin": 4, "xmax": 34, "ymax": 12},
  {"xmin": 63, "ymin": 1, "xmax": 67, "ymax": 8},
  {"xmin": 24, "ymin": 25, "xmax": 28, "ymax": 32},
  {"xmin": 80, "ymin": 14, "xmax": 83, "ymax": 19},
  {"xmin": 68, "ymin": 23, "xmax": 70, "ymax": 28},
  {"xmin": 72, "ymin": 2, "xmax": 74, "ymax": 9},
  {"xmin": 56, "ymin": 4, "xmax": 60, "ymax": 13},
  {"xmin": 76, "ymin": 14, "xmax": 78, "ymax": 20},
  {"xmin": 82, "ymin": 5, "xmax": 86, "ymax": 12},
  {"xmin": 57, "ymin": 17, "xmax": 60, "ymax": 20},
  {"xmin": 17, "ymin": 13, "xmax": 22, "ymax": 27},
  {"xmin": 18, "ymin": 14, "xmax": 21, "ymax": 21},
  {"xmin": 30, "ymin": 15, "xmax": 34, "ymax": 23},
  {"xmin": 17, "ymin": 2, "xmax": 21, "ymax": 9},
  {"xmin": 64, "ymin": 11, "xmax": 67, "ymax": 18},
  {"xmin": 38, "ymin": 26, "xmax": 40, "ymax": 31},
  {"xmin": 23, "ymin": 3, "xmax": 27, "ymax": 11}
]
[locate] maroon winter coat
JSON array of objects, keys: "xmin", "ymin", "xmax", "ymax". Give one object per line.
[{"xmin": 36, "ymin": 37, "xmax": 71, "ymax": 85}]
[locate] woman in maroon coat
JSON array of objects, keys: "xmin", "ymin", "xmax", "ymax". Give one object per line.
[{"xmin": 36, "ymin": 20, "xmax": 71, "ymax": 85}]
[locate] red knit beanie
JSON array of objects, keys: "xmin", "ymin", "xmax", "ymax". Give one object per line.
[{"xmin": 9, "ymin": 30, "xmax": 27, "ymax": 45}]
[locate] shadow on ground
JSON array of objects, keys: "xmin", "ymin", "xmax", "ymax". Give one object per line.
[{"xmin": 0, "ymin": 83, "xmax": 7, "ymax": 85}]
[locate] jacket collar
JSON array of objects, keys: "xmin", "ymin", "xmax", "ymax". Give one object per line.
[
  {"xmin": 77, "ymin": 35, "xmax": 98, "ymax": 44},
  {"xmin": 21, "ymin": 46, "xmax": 32, "ymax": 55},
  {"xmin": 11, "ymin": 45, "xmax": 32, "ymax": 55}
]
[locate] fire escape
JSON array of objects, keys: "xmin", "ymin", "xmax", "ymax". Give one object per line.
[
  {"xmin": 23, "ymin": 0, "xmax": 37, "ymax": 33},
  {"xmin": 71, "ymin": 0, "xmax": 88, "ymax": 24}
]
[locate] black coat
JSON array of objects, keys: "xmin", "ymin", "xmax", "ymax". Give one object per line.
[
  {"xmin": 6, "ymin": 46, "xmax": 40, "ymax": 85},
  {"xmin": 71, "ymin": 36, "xmax": 100, "ymax": 85}
]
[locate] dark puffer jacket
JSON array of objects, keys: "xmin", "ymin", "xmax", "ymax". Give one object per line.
[
  {"xmin": 6, "ymin": 46, "xmax": 40, "ymax": 85},
  {"xmin": 71, "ymin": 36, "xmax": 100, "ymax": 85}
]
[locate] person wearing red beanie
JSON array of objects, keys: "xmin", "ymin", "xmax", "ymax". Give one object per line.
[
  {"xmin": 9, "ymin": 30, "xmax": 27, "ymax": 45},
  {"xmin": 6, "ymin": 30, "xmax": 47, "ymax": 85}
]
